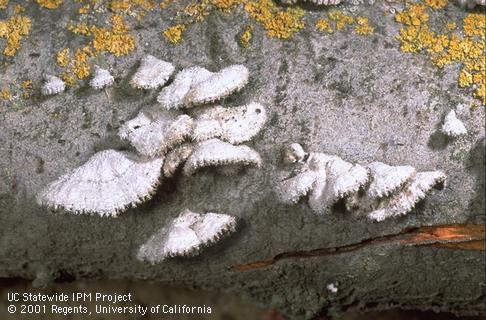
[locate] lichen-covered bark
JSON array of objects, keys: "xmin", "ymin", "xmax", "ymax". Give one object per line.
[{"xmin": 0, "ymin": 2, "xmax": 485, "ymax": 319}]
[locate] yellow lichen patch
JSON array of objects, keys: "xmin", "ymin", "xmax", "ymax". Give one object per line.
[
  {"xmin": 68, "ymin": 22, "xmax": 91, "ymax": 36},
  {"xmin": 328, "ymin": 10, "xmax": 354, "ymax": 31},
  {"xmin": 244, "ymin": 0, "xmax": 305, "ymax": 39},
  {"xmin": 240, "ymin": 24, "xmax": 253, "ymax": 48},
  {"xmin": 355, "ymin": 16, "xmax": 374, "ymax": 35},
  {"xmin": 21, "ymin": 80, "xmax": 32, "ymax": 89},
  {"xmin": 21, "ymin": 80, "xmax": 32, "ymax": 98},
  {"xmin": 184, "ymin": 1, "xmax": 210, "ymax": 23},
  {"xmin": 72, "ymin": 47, "xmax": 92, "ymax": 79},
  {"xmin": 78, "ymin": 5, "xmax": 89, "ymax": 14},
  {"xmin": 13, "ymin": 4, "xmax": 25, "ymax": 13},
  {"xmin": 90, "ymin": 15, "xmax": 135, "ymax": 56},
  {"xmin": 210, "ymin": 0, "xmax": 239, "ymax": 13},
  {"xmin": 56, "ymin": 46, "xmax": 93, "ymax": 85},
  {"xmin": 425, "ymin": 0, "xmax": 447, "ymax": 9},
  {"xmin": 56, "ymin": 48, "xmax": 70, "ymax": 67},
  {"xmin": 159, "ymin": 0, "xmax": 171, "ymax": 9},
  {"xmin": 110, "ymin": 0, "xmax": 131, "ymax": 11},
  {"xmin": 316, "ymin": 19, "xmax": 333, "ymax": 34},
  {"xmin": 61, "ymin": 72, "xmax": 76, "ymax": 86},
  {"xmin": 0, "ymin": 15, "xmax": 32, "ymax": 57},
  {"xmin": 109, "ymin": 0, "xmax": 156, "ymax": 15},
  {"xmin": 0, "ymin": 0, "xmax": 7, "ymax": 10},
  {"xmin": 395, "ymin": 3, "xmax": 428, "ymax": 27},
  {"xmin": 445, "ymin": 22, "xmax": 456, "ymax": 31},
  {"xmin": 1, "ymin": 88, "xmax": 10, "ymax": 100},
  {"xmin": 164, "ymin": 0, "xmax": 306, "ymax": 44},
  {"xmin": 35, "ymin": 0, "xmax": 63, "ymax": 9},
  {"xmin": 60, "ymin": 13, "xmax": 135, "ymax": 85},
  {"xmin": 163, "ymin": 24, "xmax": 186, "ymax": 44},
  {"xmin": 317, "ymin": 13, "xmax": 374, "ymax": 36},
  {"xmin": 395, "ymin": 5, "xmax": 486, "ymax": 105},
  {"xmin": 463, "ymin": 13, "xmax": 485, "ymax": 38}
]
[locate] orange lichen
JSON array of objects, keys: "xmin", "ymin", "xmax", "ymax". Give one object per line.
[
  {"xmin": 0, "ymin": 15, "xmax": 32, "ymax": 57},
  {"xmin": 56, "ymin": 48, "xmax": 70, "ymax": 67},
  {"xmin": 109, "ymin": 0, "xmax": 156, "ymax": 14},
  {"xmin": 78, "ymin": 5, "xmax": 89, "ymax": 14},
  {"xmin": 1, "ymin": 88, "xmax": 10, "ymax": 100},
  {"xmin": 21, "ymin": 80, "xmax": 32, "ymax": 98},
  {"xmin": 445, "ymin": 22, "xmax": 456, "ymax": 31},
  {"xmin": 396, "ymin": 5, "xmax": 486, "ymax": 105},
  {"xmin": 60, "ymin": 12, "xmax": 136, "ymax": 85},
  {"xmin": 163, "ymin": 24, "xmax": 186, "ymax": 44},
  {"xmin": 159, "ymin": 0, "xmax": 171, "ymax": 9},
  {"xmin": 328, "ymin": 10, "xmax": 354, "ymax": 31},
  {"xmin": 61, "ymin": 72, "xmax": 76, "ymax": 86},
  {"xmin": 210, "ymin": 0, "xmax": 239, "ymax": 12},
  {"xmin": 240, "ymin": 24, "xmax": 253, "ymax": 48},
  {"xmin": 35, "ymin": 0, "xmax": 63, "ymax": 9},
  {"xmin": 183, "ymin": 1, "xmax": 210, "ymax": 23},
  {"xmin": 21, "ymin": 80, "xmax": 32, "ymax": 89},
  {"xmin": 425, "ymin": 0, "xmax": 447, "ymax": 9},
  {"xmin": 395, "ymin": 3, "xmax": 428, "ymax": 26},
  {"xmin": 13, "ymin": 4, "xmax": 25, "ymax": 13},
  {"xmin": 162, "ymin": 0, "xmax": 305, "ymax": 43},
  {"xmin": 72, "ymin": 47, "xmax": 92, "ymax": 79},
  {"xmin": 463, "ymin": 13, "xmax": 485, "ymax": 38},
  {"xmin": 68, "ymin": 22, "xmax": 91, "ymax": 36},
  {"xmin": 244, "ymin": 0, "xmax": 305, "ymax": 39},
  {"xmin": 316, "ymin": 19, "xmax": 333, "ymax": 34},
  {"xmin": 56, "ymin": 46, "xmax": 93, "ymax": 85},
  {"xmin": 90, "ymin": 15, "xmax": 135, "ymax": 56},
  {"xmin": 110, "ymin": 0, "xmax": 131, "ymax": 11},
  {"xmin": 0, "ymin": 0, "xmax": 7, "ymax": 10},
  {"xmin": 355, "ymin": 16, "xmax": 374, "ymax": 35}
]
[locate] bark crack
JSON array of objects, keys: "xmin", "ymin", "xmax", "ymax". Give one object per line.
[{"xmin": 229, "ymin": 224, "xmax": 485, "ymax": 272}]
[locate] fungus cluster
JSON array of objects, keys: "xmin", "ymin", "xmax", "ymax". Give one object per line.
[
  {"xmin": 37, "ymin": 56, "xmax": 267, "ymax": 217},
  {"xmin": 42, "ymin": 64, "xmax": 115, "ymax": 95},
  {"xmin": 276, "ymin": 144, "xmax": 446, "ymax": 221},
  {"xmin": 37, "ymin": 150, "xmax": 163, "ymax": 217},
  {"xmin": 137, "ymin": 209, "xmax": 238, "ymax": 263},
  {"xmin": 441, "ymin": 110, "xmax": 467, "ymax": 138},
  {"xmin": 119, "ymin": 57, "xmax": 265, "ymax": 178}
]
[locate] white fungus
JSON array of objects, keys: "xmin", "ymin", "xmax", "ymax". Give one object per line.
[
  {"xmin": 276, "ymin": 170, "xmax": 319, "ymax": 204},
  {"xmin": 186, "ymin": 65, "xmax": 249, "ymax": 105},
  {"xmin": 183, "ymin": 139, "xmax": 262, "ymax": 176},
  {"xmin": 365, "ymin": 162, "xmax": 416, "ymax": 199},
  {"xmin": 192, "ymin": 103, "xmax": 267, "ymax": 144},
  {"xmin": 89, "ymin": 66, "xmax": 114, "ymax": 90},
  {"xmin": 118, "ymin": 111, "xmax": 194, "ymax": 158},
  {"xmin": 282, "ymin": 143, "xmax": 307, "ymax": 164},
  {"xmin": 41, "ymin": 75, "xmax": 65, "ymax": 96},
  {"xmin": 455, "ymin": 0, "xmax": 485, "ymax": 8},
  {"xmin": 137, "ymin": 209, "xmax": 237, "ymax": 263},
  {"xmin": 157, "ymin": 66, "xmax": 213, "ymax": 109},
  {"xmin": 367, "ymin": 171, "xmax": 446, "ymax": 222},
  {"xmin": 130, "ymin": 55, "xmax": 175, "ymax": 89},
  {"xmin": 441, "ymin": 110, "xmax": 467, "ymax": 138},
  {"xmin": 162, "ymin": 143, "xmax": 195, "ymax": 178},
  {"xmin": 36, "ymin": 150, "xmax": 164, "ymax": 217},
  {"xmin": 276, "ymin": 143, "xmax": 446, "ymax": 221},
  {"xmin": 326, "ymin": 283, "xmax": 339, "ymax": 293}
]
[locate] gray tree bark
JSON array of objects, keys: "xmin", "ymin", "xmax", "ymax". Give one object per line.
[{"xmin": 1, "ymin": 1, "xmax": 485, "ymax": 319}]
